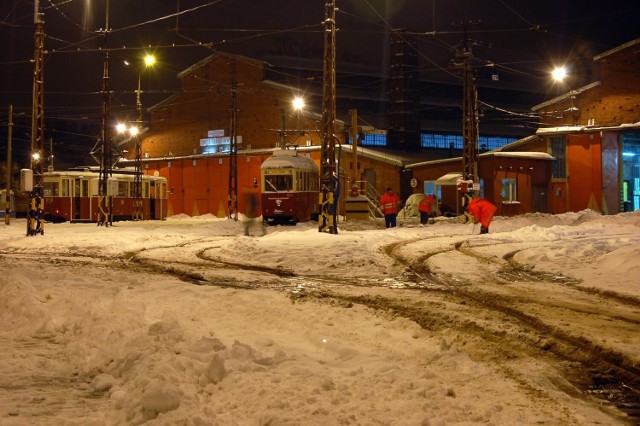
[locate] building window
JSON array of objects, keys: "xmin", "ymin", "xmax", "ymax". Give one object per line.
[
  {"xmin": 360, "ymin": 133, "xmax": 386, "ymax": 146},
  {"xmin": 550, "ymin": 136, "xmax": 567, "ymax": 179},
  {"xmin": 501, "ymin": 178, "xmax": 517, "ymax": 203},
  {"xmin": 421, "ymin": 134, "xmax": 516, "ymax": 150}
]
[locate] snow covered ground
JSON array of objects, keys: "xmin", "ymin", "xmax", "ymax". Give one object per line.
[{"xmin": 1, "ymin": 210, "xmax": 639, "ymax": 425}]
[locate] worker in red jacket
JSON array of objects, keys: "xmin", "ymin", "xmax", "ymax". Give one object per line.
[
  {"xmin": 418, "ymin": 194, "xmax": 436, "ymax": 225},
  {"xmin": 380, "ymin": 187, "xmax": 401, "ymax": 228},
  {"xmin": 467, "ymin": 198, "xmax": 497, "ymax": 234}
]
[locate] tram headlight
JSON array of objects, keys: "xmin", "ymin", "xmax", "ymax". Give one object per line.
[{"xmin": 276, "ymin": 199, "xmax": 282, "ymax": 207}]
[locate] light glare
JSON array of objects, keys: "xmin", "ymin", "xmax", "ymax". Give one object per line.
[
  {"xmin": 552, "ymin": 66, "xmax": 567, "ymax": 82},
  {"xmin": 292, "ymin": 96, "xmax": 305, "ymax": 111},
  {"xmin": 144, "ymin": 54, "xmax": 156, "ymax": 67}
]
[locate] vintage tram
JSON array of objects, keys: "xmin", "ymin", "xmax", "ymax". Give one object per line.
[
  {"xmin": 42, "ymin": 169, "xmax": 167, "ymax": 223},
  {"xmin": 261, "ymin": 148, "xmax": 319, "ymax": 225}
]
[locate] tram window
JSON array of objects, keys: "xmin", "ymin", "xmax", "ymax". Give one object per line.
[
  {"xmin": 81, "ymin": 180, "xmax": 89, "ymax": 197},
  {"xmin": 265, "ymin": 174, "xmax": 292, "ymax": 191},
  {"xmin": 142, "ymin": 182, "xmax": 149, "ymax": 198},
  {"xmin": 61, "ymin": 179, "xmax": 71, "ymax": 196},
  {"xmin": 43, "ymin": 181, "xmax": 58, "ymax": 196},
  {"xmin": 117, "ymin": 181, "xmax": 129, "ymax": 197}
]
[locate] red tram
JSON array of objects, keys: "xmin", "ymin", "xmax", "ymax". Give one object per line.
[
  {"xmin": 42, "ymin": 169, "xmax": 167, "ymax": 223},
  {"xmin": 261, "ymin": 148, "xmax": 319, "ymax": 225}
]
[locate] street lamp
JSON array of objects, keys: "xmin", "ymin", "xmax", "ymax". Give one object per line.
[
  {"xmin": 130, "ymin": 54, "xmax": 155, "ymax": 221},
  {"xmin": 550, "ymin": 65, "xmax": 578, "ymax": 123},
  {"xmin": 292, "ymin": 96, "xmax": 305, "ymax": 112},
  {"xmin": 551, "ymin": 66, "xmax": 567, "ymax": 83},
  {"xmin": 115, "ymin": 122, "xmax": 139, "ymax": 137},
  {"xmin": 279, "ymin": 95, "xmax": 306, "ymax": 149},
  {"xmin": 136, "ymin": 53, "xmax": 156, "ymax": 123}
]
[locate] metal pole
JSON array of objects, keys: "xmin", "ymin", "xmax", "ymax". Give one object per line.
[
  {"xmin": 228, "ymin": 61, "xmax": 238, "ymax": 221},
  {"xmin": 27, "ymin": 1, "xmax": 45, "ymax": 236},
  {"xmin": 318, "ymin": 0, "xmax": 338, "ymax": 234},
  {"xmin": 97, "ymin": 0, "xmax": 112, "ymax": 226},
  {"xmin": 132, "ymin": 72, "xmax": 143, "ymax": 220},
  {"xmin": 5, "ymin": 105, "xmax": 12, "ymax": 225}
]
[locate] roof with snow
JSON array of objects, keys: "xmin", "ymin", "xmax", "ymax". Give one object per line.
[{"xmin": 260, "ymin": 148, "xmax": 318, "ymax": 171}]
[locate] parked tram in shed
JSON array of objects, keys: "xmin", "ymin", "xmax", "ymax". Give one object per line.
[
  {"xmin": 42, "ymin": 169, "xmax": 167, "ymax": 223},
  {"xmin": 261, "ymin": 147, "xmax": 320, "ymax": 225}
]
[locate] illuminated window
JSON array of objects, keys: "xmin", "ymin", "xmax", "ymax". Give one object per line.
[{"xmin": 501, "ymin": 178, "xmax": 517, "ymax": 202}]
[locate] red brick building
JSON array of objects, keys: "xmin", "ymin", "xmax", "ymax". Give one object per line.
[
  {"xmin": 531, "ymin": 38, "xmax": 640, "ymax": 214},
  {"xmin": 132, "ymin": 39, "xmax": 640, "ymax": 219},
  {"xmin": 138, "ymin": 52, "xmax": 326, "ymax": 158},
  {"xmin": 127, "ymin": 51, "xmax": 410, "ymax": 218},
  {"xmin": 407, "ymin": 38, "xmax": 640, "ymax": 217}
]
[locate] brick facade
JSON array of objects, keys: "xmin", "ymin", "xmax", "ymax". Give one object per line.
[
  {"xmin": 535, "ymin": 40, "xmax": 640, "ymax": 128},
  {"xmin": 137, "ymin": 53, "xmax": 327, "ymax": 159}
]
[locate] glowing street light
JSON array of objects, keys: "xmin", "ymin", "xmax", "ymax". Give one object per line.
[
  {"xmin": 551, "ymin": 66, "xmax": 567, "ymax": 83},
  {"xmin": 292, "ymin": 96, "xmax": 305, "ymax": 111},
  {"xmin": 144, "ymin": 54, "xmax": 156, "ymax": 68},
  {"xmin": 115, "ymin": 122, "xmax": 127, "ymax": 134},
  {"xmin": 115, "ymin": 122, "xmax": 139, "ymax": 136},
  {"xmin": 550, "ymin": 65, "xmax": 579, "ymax": 123}
]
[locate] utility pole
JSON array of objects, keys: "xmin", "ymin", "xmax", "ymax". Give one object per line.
[
  {"xmin": 97, "ymin": 0, "xmax": 112, "ymax": 226},
  {"xmin": 318, "ymin": 0, "xmax": 338, "ymax": 234},
  {"xmin": 132, "ymin": 73, "xmax": 143, "ymax": 221},
  {"xmin": 27, "ymin": 0, "xmax": 45, "ymax": 236},
  {"xmin": 452, "ymin": 22, "xmax": 480, "ymax": 207},
  {"xmin": 228, "ymin": 61, "xmax": 238, "ymax": 221},
  {"xmin": 48, "ymin": 137, "xmax": 53, "ymax": 172},
  {"xmin": 5, "ymin": 105, "xmax": 12, "ymax": 225}
]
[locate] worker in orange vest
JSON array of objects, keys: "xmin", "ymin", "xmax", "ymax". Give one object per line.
[
  {"xmin": 379, "ymin": 187, "xmax": 401, "ymax": 228},
  {"xmin": 418, "ymin": 194, "xmax": 436, "ymax": 225},
  {"xmin": 467, "ymin": 198, "xmax": 497, "ymax": 234}
]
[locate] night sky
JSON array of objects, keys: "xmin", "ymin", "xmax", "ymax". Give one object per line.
[{"xmin": 1, "ymin": 0, "xmax": 639, "ymax": 167}]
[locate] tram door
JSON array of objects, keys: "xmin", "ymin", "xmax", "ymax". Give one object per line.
[
  {"xmin": 149, "ymin": 181, "xmax": 156, "ymax": 219},
  {"xmin": 74, "ymin": 179, "xmax": 81, "ymax": 220}
]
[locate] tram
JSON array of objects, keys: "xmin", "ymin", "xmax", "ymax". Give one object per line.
[
  {"xmin": 261, "ymin": 147, "xmax": 319, "ymax": 225},
  {"xmin": 42, "ymin": 169, "xmax": 167, "ymax": 223}
]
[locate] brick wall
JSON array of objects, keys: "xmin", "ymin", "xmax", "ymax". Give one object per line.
[
  {"xmin": 538, "ymin": 46, "xmax": 640, "ymax": 127},
  {"xmin": 138, "ymin": 54, "xmax": 327, "ymax": 158}
]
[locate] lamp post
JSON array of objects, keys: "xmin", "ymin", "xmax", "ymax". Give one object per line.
[
  {"xmin": 279, "ymin": 96, "xmax": 306, "ymax": 149},
  {"xmin": 551, "ymin": 65, "xmax": 578, "ymax": 124},
  {"xmin": 132, "ymin": 53, "xmax": 155, "ymax": 220}
]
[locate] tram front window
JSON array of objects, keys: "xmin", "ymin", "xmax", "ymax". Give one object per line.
[
  {"xmin": 265, "ymin": 175, "xmax": 292, "ymax": 192},
  {"xmin": 43, "ymin": 181, "xmax": 58, "ymax": 196}
]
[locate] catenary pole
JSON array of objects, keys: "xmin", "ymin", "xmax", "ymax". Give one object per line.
[
  {"xmin": 27, "ymin": 0, "xmax": 45, "ymax": 236},
  {"xmin": 5, "ymin": 105, "xmax": 12, "ymax": 225},
  {"xmin": 318, "ymin": 0, "xmax": 338, "ymax": 234}
]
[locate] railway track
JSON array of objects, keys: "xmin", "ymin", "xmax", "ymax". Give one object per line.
[
  {"xmin": 2, "ymin": 230, "xmax": 639, "ymax": 423},
  {"xmin": 377, "ymin": 235, "xmax": 640, "ymax": 422}
]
